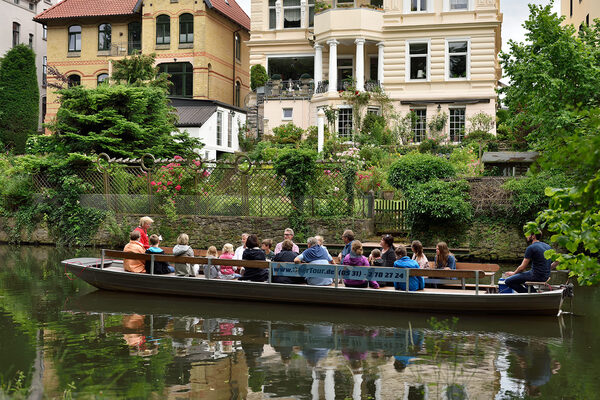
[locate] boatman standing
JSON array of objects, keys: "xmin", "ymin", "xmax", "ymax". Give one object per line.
[{"xmin": 505, "ymin": 232, "xmax": 555, "ymax": 293}]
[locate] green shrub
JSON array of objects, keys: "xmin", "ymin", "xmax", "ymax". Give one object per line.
[
  {"xmin": 271, "ymin": 123, "xmax": 304, "ymax": 145},
  {"xmin": 387, "ymin": 152, "xmax": 455, "ymax": 191},
  {"xmin": 358, "ymin": 145, "xmax": 389, "ymax": 167},
  {"xmin": 405, "ymin": 179, "xmax": 472, "ymax": 230},
  {"xmin": 0, "ymin": 174, "xmax": 34, "ymax": 211},
  {"xmin": 248, "ymin": 140, "xmax": 281, "ymax": 162},
  {"xmin": 273, "ymin": 148, "xmax": 317, "ymax": 213},
  {"xmin": 503, "ymin": 172, "xmax": 570, "ymax": 225},
  {"xmin": 250, "ymin": 64, "xmax": 269, "ymax": 90}
]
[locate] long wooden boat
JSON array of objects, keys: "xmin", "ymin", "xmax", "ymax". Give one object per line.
[{"xmin": 62, "ymin": 251, "xmax": 570, "ymax": 316}]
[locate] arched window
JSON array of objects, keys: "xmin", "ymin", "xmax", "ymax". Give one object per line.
[
  {"xmin": 235, "ymin": 32, "xmax": 241, "ymax": 61},
  {"xmin": 12, "ymin": 22, "xmax": 20, "ymax": 47},
  {"xmin": 128, "ymin": 21, "xmax": 142, "ymax": 54},
  {"xmin": 158, "ymin": 62, "xmax": 193, "ymax": 97},
  {"xmin": 179, "ymin": 13, "xmax": 193, "ymax": 44},
  {"xmin": 98, "ymin": 23, "xmax": 111, "ymax": 51},
  {"xmin": 235, "ymin": 81, "xmax": 241, "ymax": 107},
  {"xmin": 156, "ymin": 15, "xmax": 170, "ymax": 45},
  {"xmin": 68, "ymin": 74, "xmax": 81, "ymax": 87},
  {"xmin": 97, "ymin": 73, "xmax": 109, "ymax": 85},
  {"xmin": 68, "ymin": 25, "xmax": 81, "ymax": 52}
]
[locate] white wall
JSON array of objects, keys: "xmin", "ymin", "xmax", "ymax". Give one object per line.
[{"xmin": 179, "ymin": 107, "xmax": 246, "ymax": 161}]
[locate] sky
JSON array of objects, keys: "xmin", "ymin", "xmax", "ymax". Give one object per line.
[{"xmin": 234, "ymin": 0, "xmax": 562, "ymax": 53}]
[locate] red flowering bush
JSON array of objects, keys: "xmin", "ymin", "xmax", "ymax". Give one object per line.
[{"xmin": 355, "ymin": 166, "xmax": 384, "ymax": 193}]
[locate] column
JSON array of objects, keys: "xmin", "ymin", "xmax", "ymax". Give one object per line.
[
  {"xmin": 317, "ymin": 108, "xmax": 325, "ymax": 153},
  {"xmin": 276, "ymin": 0, "xmax": 282, "ymax": 30},
  {"xmin": 355, "ymin": 38, "xmax": 365, "ymax": 91},
  {"xmin": 327, "ymin": 39, "xmax": 338, "ymax": 94},
  {"xmin": 377, "ymin": 42, "xmax": 385, "ymax": 87},
  {"xmin": 314, "ymin": 44, "xmax": 323, "ymax": 93}
]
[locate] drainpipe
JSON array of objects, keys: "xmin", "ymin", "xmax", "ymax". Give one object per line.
[{"xmin": 233, "ymin": 28, "xmax": 242, "ymax": 106}]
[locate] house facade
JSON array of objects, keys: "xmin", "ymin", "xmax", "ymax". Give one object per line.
[
  {"xmin": 34, "ymin": 0, "xmax": 251, "ymax": 128},
  {"xmin": 562, "ymin": 0, "xmax": 599, "ymax": 30},
  {"xmin": 248, "ymin": 0, "xmax": 502, "ymax": 142},
  {"xmin": 2, "ymin": 0, "xmax": 59, "ymax": 128}
]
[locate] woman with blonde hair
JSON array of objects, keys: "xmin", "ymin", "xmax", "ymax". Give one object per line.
[
  {"xmin": 434, "ymin": 242, "xmax": 456, "ymax": 270},
  {"xmin": 411, "ymin": 240, "xmax": 429, "ymax": 269}
]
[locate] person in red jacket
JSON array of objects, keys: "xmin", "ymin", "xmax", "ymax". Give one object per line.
[{"xmin": 134, "ymin": 216, "xmax": 153, "ymax": 249}]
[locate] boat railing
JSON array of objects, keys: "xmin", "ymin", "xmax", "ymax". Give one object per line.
[{"xmin": 101, "ymin": 250, "xmax": 483, "ymax": 295}]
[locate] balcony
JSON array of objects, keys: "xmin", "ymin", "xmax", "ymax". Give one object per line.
[
  {"xmin": 314, "ymin": 4, "xmax": 384, "ymax": 41},
  {"xmin": 315, "ymin": 80, "xmax": 381, "ymax": 94},
  {"xmin": 265, "ymin": 79, "xmax": 315, "ymax": 99}
]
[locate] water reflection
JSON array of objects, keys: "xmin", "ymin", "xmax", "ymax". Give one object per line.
[{"xmin": 1, "ymin": 246, "xmax": 597, "ymax": 399}]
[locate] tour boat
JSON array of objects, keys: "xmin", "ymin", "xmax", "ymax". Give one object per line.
[{"xmin": 62, "ymin": 253, "xmax": 571, "ymax": 316}]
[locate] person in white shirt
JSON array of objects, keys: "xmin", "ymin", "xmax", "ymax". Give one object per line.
[{"xmin": 233, "ymin": 233, "xmax": 249, "ymax": 260}]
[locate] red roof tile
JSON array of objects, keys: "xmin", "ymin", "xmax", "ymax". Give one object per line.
[
  {"xmin": 205, "ymin": 0, "xmax": 250, "ymax": 31},
  {"xmin": 34, "ymin": 0, "xmax": 141, "ymax": 22}
]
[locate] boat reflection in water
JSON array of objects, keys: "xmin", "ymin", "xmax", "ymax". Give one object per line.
[{"xmin": 67, "ymin": 291, "xmax": 566, "ymax": 399}]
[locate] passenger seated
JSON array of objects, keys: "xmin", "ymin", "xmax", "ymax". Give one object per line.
[
  {"xmin": 294, "ymin": 237, "xmax": 333, "ymax": 286},
  {"xmin": 434, "ymin": 242, "xmax": 456, "ymax": 269},
  {"xmin": 370, "ymin": 249, "xmax": 384, "ymax": 267},
  {"xmin": 272, "ymin": 239, "xmax": 303, "ymax": 284},
  {"xmin": 145, "ymin": 234, "xmax": 175, "ymax": 274},
  {"xmin": 261, "ymin": 239, "xmax": 274, "ymax": 261},
  {"xmin": 123, "ymin": 230, "xmax": 146, "ymax": 273},
  {"xmin": 411, "ymin": 240, "xmax": 429, "ymax": 269},
  {"xmin": 239, "ymin": 234, "xmax": 269, "ymax": 282},
  {"xmin": 173, "ymin": 233, "xmax": 195, "ymax": 276},
  {"xmin": 393, "ymin": 245, "xmax": 424, "ymax": 291},
  {"xmin": 343, "ymin": 241, "xmax": 379, "ymax": 289},
  {"xmin": 202, "ymin": 246, "xmax": 219, "ymax": 279},
  {"xmin": 219, "ymin": 243, "xmax": 241, "ymax": 279}
]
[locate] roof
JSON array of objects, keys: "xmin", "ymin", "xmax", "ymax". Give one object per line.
[
  {"xmin": 481, "ymin": 152, "xmax": 539, "ymax": 164},
  {"xmin": 170, "ymin": 98, "xmax": 246, "ymax": 127},
  {"xmin": 204, "ymin": 0, "xmax": 250, "ymax": 31},
  {"xmin": 34, "ymin": 0, "xmax": 141, "ymax": 22}
]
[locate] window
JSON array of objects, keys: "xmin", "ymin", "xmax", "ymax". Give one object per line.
[
  {"xmin": 447, "ymin": 40, "xmax": 468, "ymax": 79},
  {"xmin": 269, "ymin": 0, "xmax": 276, "ymax": 29},
  {"xmin": 29, "ymin": 34, "xmax": 33, "ymax": 48},
  {"xmin": 449, "ymin": 108, "xmax": 465, "ymax": 142},
  {"xmin": 586, "ymin": 14, "xmax": 590, "ymax": 26},
  {"xmin": 367, "ymin": 106, "xmax": 381, "ymax": 115},
  {"xmin": 282, "ymin": 107, "xmax": 293, "ymax": 120},
  {"xmin": 12, "ymin": 22, "xmax": 20, "ymax": 47},
  {"xmin": 283, "ymin": 0, "xmax": 301, "ymax": 28},
  {"xmin": 29, "ymin": 2, "xmax": 34, "ymax": 10},
  {"xmin": 43, "ymin": 25, "xmax": 47, "ymax": 40},
  {"xmin": 156, "ymin": 15, "xmax": 170, "ymax": 44},
  {"xmin": 337, "ymin": 0, "xmax": 353, "ymax": 6},
  {"xmin": 570, "ymin": 0, "xmax": 573, "ymax": 17},
  {"xmin": 408, "ymin": 41, "xmax": 429, "ymax": 81},
  {"xmin": 411, "ymin": 108, "xmax": 426, "ymax": 143},
  {"xmin": 369, "ymin": 56, "xmax": 378, "ymax": 81},
  {"xmin": 158, "ymin": 62, "xmax": 193, "ymax": 97},
  {"xmin": 128, "ymin": 22, "xmax": 142, "ymax": 54},
  {"xmin": 411, "ymin": 0, "xmax": 427, "ymax": 12},
  {"xmin": 179, "ymin": 13, "xmax": 193, "ymax": 44},
  {"xmin": 308, "ymin": 0, "xmax": 315, "ymax": 27},
  {"xmin": 14, "ymin": 0, "xmax": 19, "ymax": 4},
  {"xmin": 42, "ymin": 96, "xmax": 47, "ymax": 122},
  {"xmin": 68, "ymin": 25, "xmax": 81, "ymax": 52},
  {"xmin": 42, "ymin": 56, "xmax": 47, "ymax": 85},
  {"xmin": 97, "ymin": 73, "xmax": 109, "ymax": 85},
  {"xmin": 98, "ymin": 23, "xmax": 111, "ymax": 51},
  {"xmin": 228, "ymin": 112, "xmax": 233, "ymax": 147},
  {"xmin": 217, "ymin": 111, "xmax": 223, "ymax": 146},
  {"xmin": 338, "ymin": 108, "xmax": 353, "ymax": 139},
  {"xmin": 267, "ymin": 56, "xmax": 314, "ymax": 80},
  {"xmin": 68, "ymin": 74, "xmax": 81, "ymax": 87},
  {"xmin": 448, "ymin": 0, "xmax": 469, "ymax": 11},
  {"xmin": 235, "ymin": 33, "xmax": 241, "ymax": 61},
  {"xmin": 235, "ymin": 81, "xmax": 241, "ymax": 107}
]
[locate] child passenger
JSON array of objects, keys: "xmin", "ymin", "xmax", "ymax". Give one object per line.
[
  {"xmin": 343, "ymin": 241, "xmax": 379, "ymax": 289},
  {"xmin": 370, "ymin": 249, "xmax": 384, "ymax": 267},
  {"xmin": 261, "ymin": 239, "xmax": 274, "ymax": 261},
  {"xmin": 219, "ymin": 243, "xmax": 241, "ymax": 279},
  {"xmin": 203, "ymin": 246, "xmax": 219, "ymax": 279},
  {"xmin": 146, "ymin": 234, "xmax": 175, "ymax": 274},
  {"xmin": 411, "ymin": 240, "xmax": 429, "ymax": 269},
  {"xmin": 173, "ymin": 233, "xmax": 195, "ymax": 276}
]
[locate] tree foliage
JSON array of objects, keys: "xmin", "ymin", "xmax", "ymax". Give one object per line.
[
  {"xmin": 110, "ymin": 52, "xmax": 171, "ymax": 89},
  {"xmin": 499, "ymin": 3, "xmax": 600, "ymax": 152},
  {"xmin": 0, "ymin": 45, "xmax": 39, "ymax": 153},
  {"xmin": 387, "ymin": 152, "xmax": 455, "ymax": 191},
  {"xmin": 273, "ymin": 148, "xmax": 317, "ymax": 213},
  {"xmin": 46, "ymin": 85, "xmax": 202, "ymax": 158},
  {"xmin": 250, "ymin": 64, "xmax": 268, "ymax": 90}
]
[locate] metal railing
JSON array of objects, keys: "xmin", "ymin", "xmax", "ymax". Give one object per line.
[{"xmin": 265, "ymin": 79, "xmax": 315, "ymax": 99}]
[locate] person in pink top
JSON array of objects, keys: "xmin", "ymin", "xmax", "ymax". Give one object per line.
[
  {"xmin": 274, "ymin": 228, "xmax": 300, "ymax": 254},
  {"xmin": 218, "ymin": 243, "xmax": 241, "ymax": 279},
  {"xmin": 343, "ymin": 240, "xmax": 379, "ymax": 289}
]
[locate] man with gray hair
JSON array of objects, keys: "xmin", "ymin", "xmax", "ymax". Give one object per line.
[
  {"xmin": 294, "ymin": 237, "xmax": 333, "ymax": 286},
  {"xmin": 274, "ymin": 228, "xmax": 299, "ymax": 254}
]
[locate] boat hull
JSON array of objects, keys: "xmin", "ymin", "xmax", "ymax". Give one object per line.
[{"xmin": 63, "ymin": 259, "xmax": 564, "ymax": 316}]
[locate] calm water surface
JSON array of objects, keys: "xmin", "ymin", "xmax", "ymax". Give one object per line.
[{"xmin": 0, "ymin": 245, "xmax": 599, "ymax": 399}]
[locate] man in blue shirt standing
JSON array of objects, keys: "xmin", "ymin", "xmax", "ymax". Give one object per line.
[{"xmin": 505, "ymin": 232, "xmax": 554, "ymax": 293}]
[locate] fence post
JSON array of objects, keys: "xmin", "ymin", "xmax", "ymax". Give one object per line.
[
  {"xmin": 147, "ymin": 171, "xmax": 153, "ymax": 214},
  {"xmin": 103, "ymin": 169, "xmax": 111, "ymax": 212},
  {"xmin": 241, "ymin": 174, "xmax": 249, "ymax": 216}
]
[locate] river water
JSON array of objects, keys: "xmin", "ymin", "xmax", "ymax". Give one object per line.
[{"xmin": 0, "ymin": 245, "xmax": 598, "ymax": 399}]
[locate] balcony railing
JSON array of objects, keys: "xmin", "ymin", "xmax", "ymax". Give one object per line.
[
  {"xmin": 315, "ymin": 80, "xmax": 381, "ymax": 93},
  {"xmin": 265, "ymin": 79, "xmax": 315, "ymax": 99}
]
